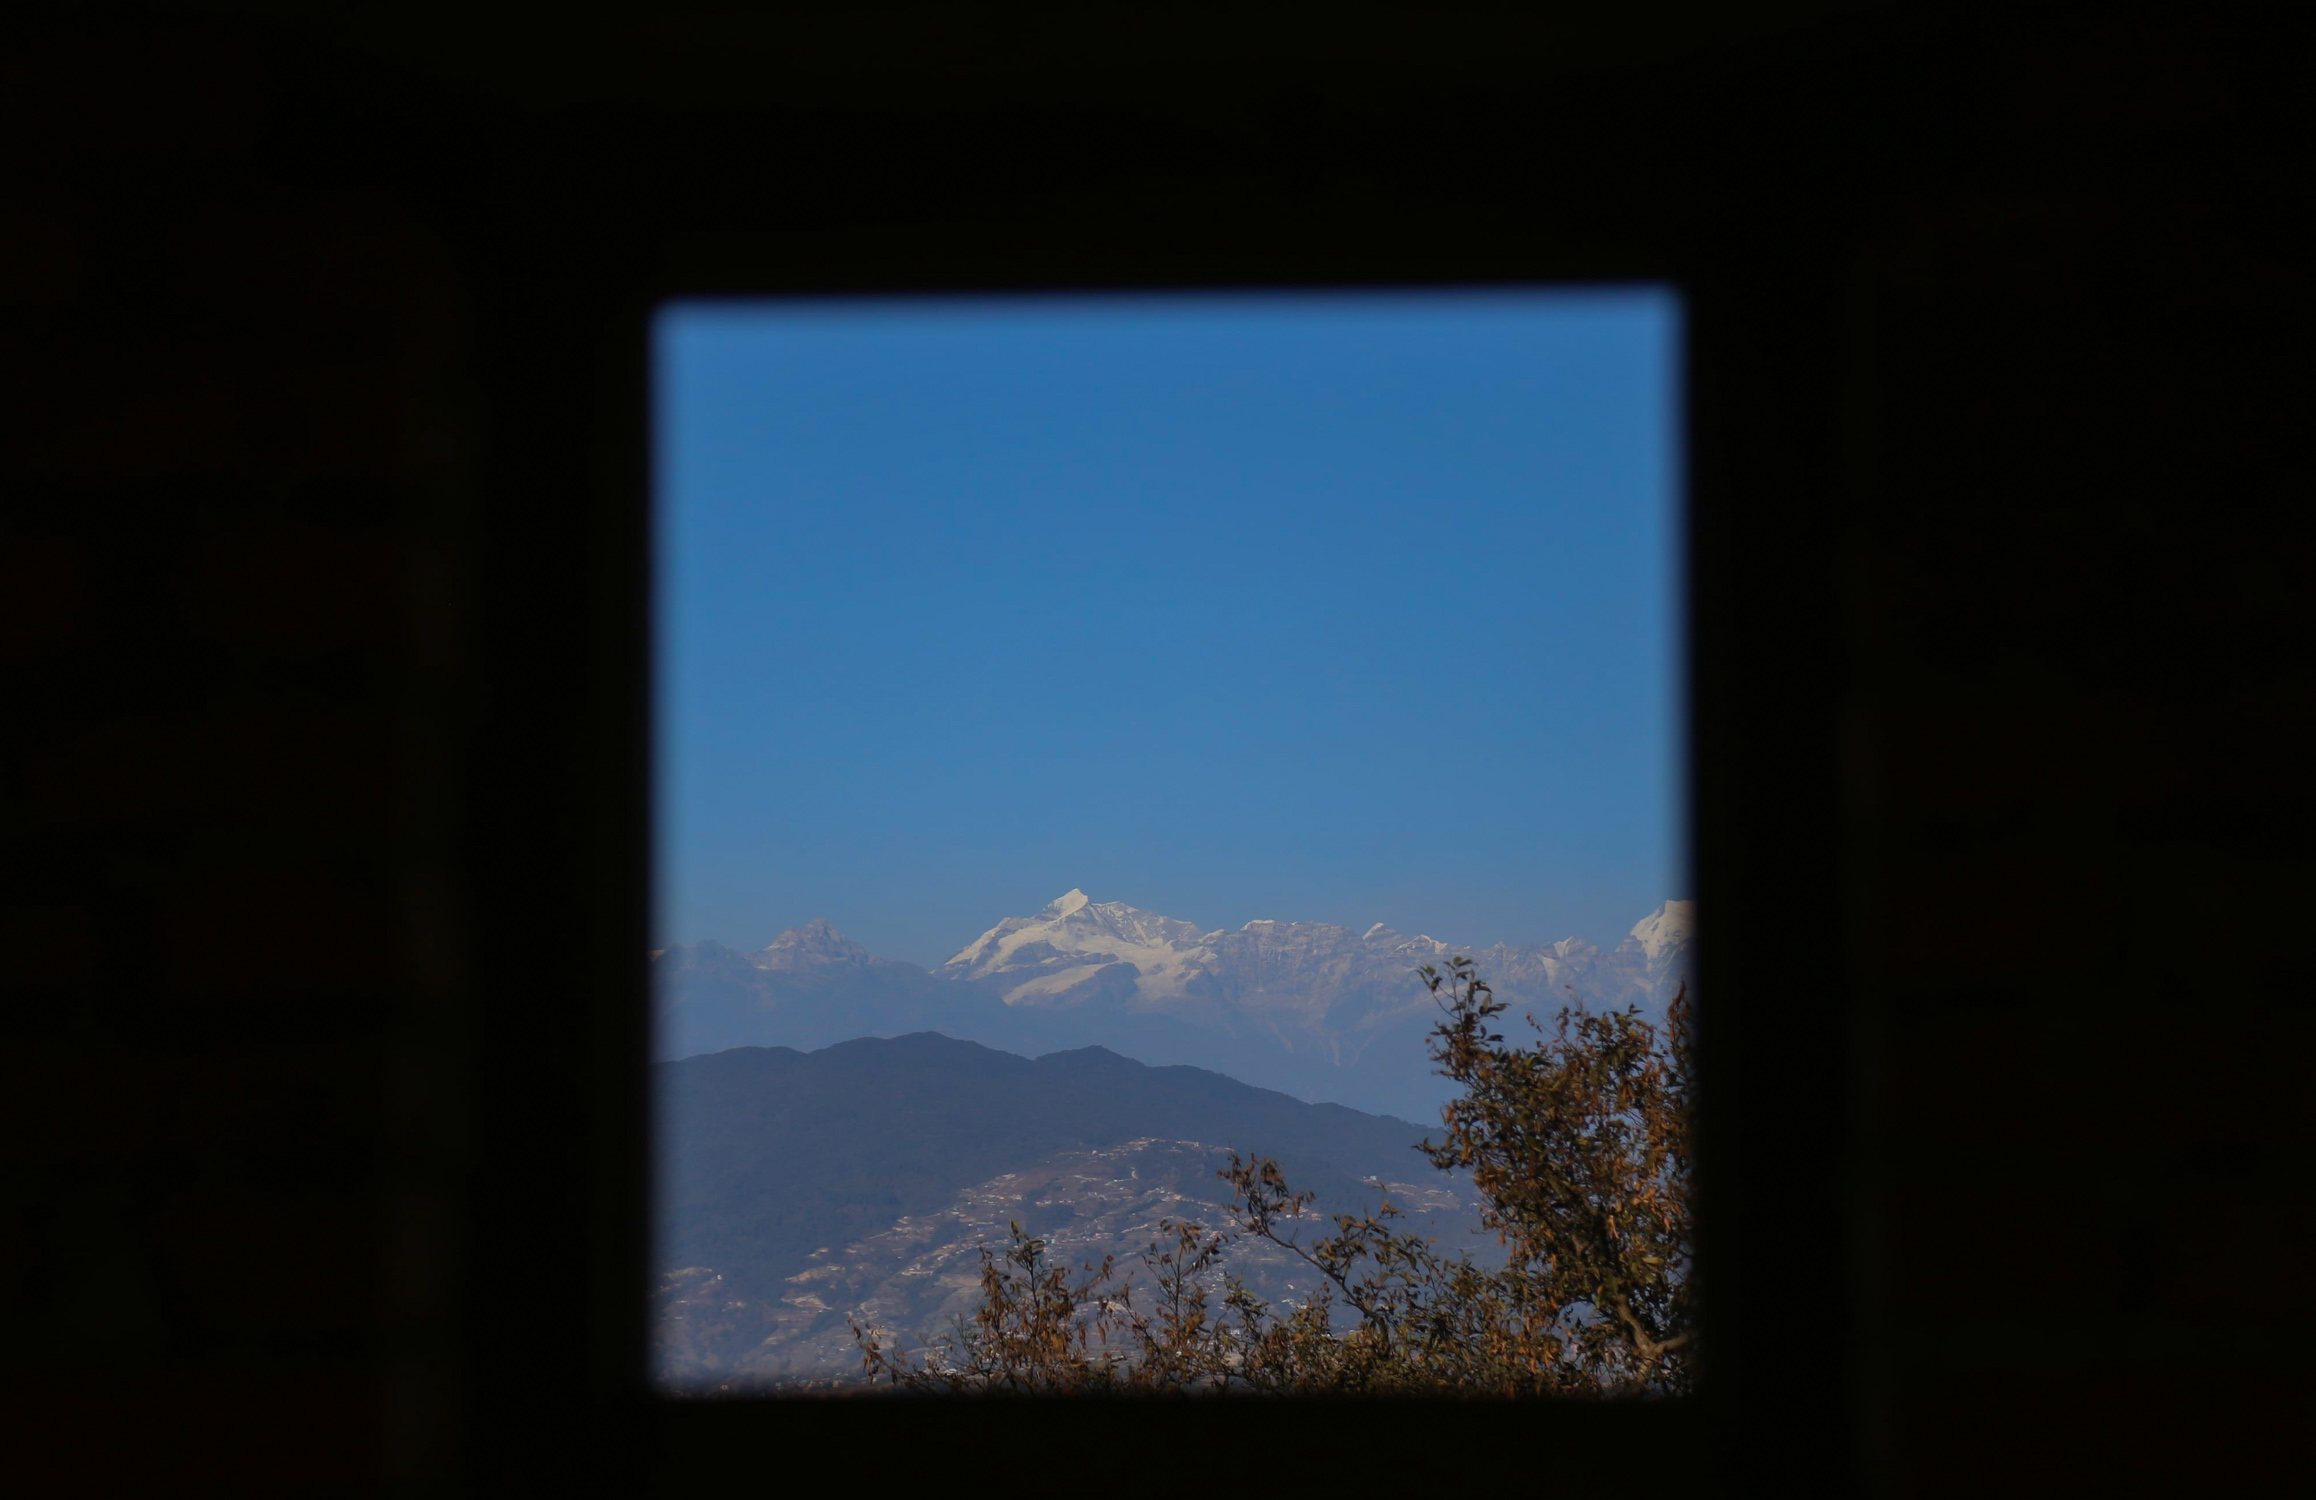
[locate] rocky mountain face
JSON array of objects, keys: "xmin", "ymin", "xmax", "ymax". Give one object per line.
[
  {"xmin": 652, "ymin": 1034, "xmax": 1484, "ymax": 1391},
  {"xmin": 656, "ymin": 1136, "xmax": 1496, "ymax": 1390},
  {"xmin": 755, "ymin": 916, "xmax": 890, "ymax": 970},
  {"xmin": 655, "ymin": 893, "xmax": 1693, "ymax": 1122}
]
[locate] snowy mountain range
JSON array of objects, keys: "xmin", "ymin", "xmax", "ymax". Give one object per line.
[{"xmin": 654, "ymin": 892, "xmax": 1693, "ymax": 1122}]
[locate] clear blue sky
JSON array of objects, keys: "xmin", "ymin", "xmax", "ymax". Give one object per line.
[{"xmin": 655, "ymin": 290, "xmax": 1684, "ymax": 967}]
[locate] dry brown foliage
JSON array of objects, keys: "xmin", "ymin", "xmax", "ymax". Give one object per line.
[{"xmin": 851, "ymin": 958, "xmax": 1696, "ymax": 1396}]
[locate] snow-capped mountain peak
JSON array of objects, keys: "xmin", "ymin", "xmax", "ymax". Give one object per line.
[
  {"xmin": 939, "ymin": 890, "xmax": 1219, "ymax": 1007},
  {"xmin": 930, "ymin": 890, "xmax": 1694, "ymax": 1046},
  {"xmin": 1623, "ymin": 900, "xmax": 1696, "ymax": 965}
]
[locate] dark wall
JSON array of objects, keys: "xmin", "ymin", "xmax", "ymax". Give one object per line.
[
  {"xmin": 1832, "ymin": 10, "xmax": 2315, "ymax": 1484},
  {"xmin": 3, "ymin": 3, "xmax": 2306, "ymax": 1493}
]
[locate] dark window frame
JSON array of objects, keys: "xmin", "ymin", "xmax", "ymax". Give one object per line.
[
  {"xmin": 459, "ymin": 58, "xmax": 1869, "ymax": 1500},
  {"xmin": 32, "ymin": 3, "xmax": 2305, "ymax": 1491}
]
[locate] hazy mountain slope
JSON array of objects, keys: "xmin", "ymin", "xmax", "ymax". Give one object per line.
[
  {"xmin": 654, "ymin": 1135, "xmax": 1497, "ymax": 1390},
  {"xmin": 654, "ymin": 1033, "xmax": 1442, "ymax": 1312},
  {"xmin": 650, "ymin": 918, "xmax": 978, "ymax": 1058}
]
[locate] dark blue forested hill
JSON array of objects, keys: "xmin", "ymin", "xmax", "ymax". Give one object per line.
[{"xmin": 655, "ymin": 1032, "xmax": 1443, "ymax": 1304}]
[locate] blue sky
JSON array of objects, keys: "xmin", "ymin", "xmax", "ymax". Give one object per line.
[{"xmin": 655, "ymin": 290, "xmax": 1683, "ymax": 966}]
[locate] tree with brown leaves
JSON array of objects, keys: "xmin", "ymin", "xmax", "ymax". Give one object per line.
[{"xmin": 851, "ymin": 957, "xmax": 1696, "ymax": 1397}]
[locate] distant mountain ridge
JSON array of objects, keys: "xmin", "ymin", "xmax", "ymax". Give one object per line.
[{"xmin": 656, "ymin": 893, "xmax": 1693, "ymax": 1122}]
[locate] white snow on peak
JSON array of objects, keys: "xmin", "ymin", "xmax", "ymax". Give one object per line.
[
  {"xmin": 935, "ymin": 889, "xmax": 1692, "ymax": 1018},
  {"xmin": 1625, "ymin": 900, "xmax": 1696, "ymax": 963},
  {"xmin": 940, "ymin": 890, "xmax": 1216, "ymax": 1005}
]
